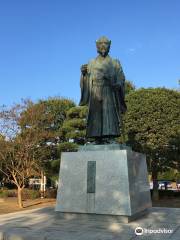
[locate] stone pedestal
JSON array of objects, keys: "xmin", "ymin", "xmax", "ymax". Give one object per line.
[{"xmin": 55, "ymin": 145, "xmax": 151, "ymax": 222}]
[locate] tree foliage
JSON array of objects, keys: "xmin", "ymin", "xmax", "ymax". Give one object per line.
[
  {"xmin": 158, "ymin": 169, "xmax": 180, "ymax": 181},
  {"xmin": 0, "ymin": 102, "xmax": 41, "ymax": 207},
  {"xmin": 59, "ymin": 106, "xmax": 88, "ymax": 144},
  {"xmin": 125, "ymin": 80, "xmax": 135, "ymax": 95},
  {"xmin": 19, "ymin": 97, "xmax": 75, "ymax": 173},
  {"xmin": 0, "ymin": 97, "xmax": 75, "ymax": 206},
  {"xmin": 19, "ymin": 97, "xmax": 75, "ymax": 139},
  {"xmin": 124, "ymin": 88, "xmax": 180, "ymax": 199}
]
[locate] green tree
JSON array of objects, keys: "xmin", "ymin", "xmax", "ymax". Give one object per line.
[
  {"xmin": 48, "ymin": 106, "xmax": 87, "ymax": 181},
  {"xmin": 19, "ymin": 97, "xmax": 75, "ymax": 162},
  {"xmin": 0, "ymin": 97, "xmax": 75, "ymax": 206},
  {"xmin": 19, "ymin": 97, "xmax": 75, "ymax": 139},
  {"xmin": 58, "ymin": 106, "xmax": 88, "ymax": 150},
  {"xmin": 158, "ymin": 168, "xmax": 179, "ymax": 181},
  {"xmin": 0, "ymin": 102, "xmax": 41, "ymax": 207},
  {"xmin": 125, "ymin": 80, "xmax": 135, "ymax": 95},
  {"xmin": 19, "ymin": 97, "xmax": 75, "ymax": 185},
  {"xmin": 124, "ymin": 88, "xmax": 180, "ymax": 200},
  {"xmin": 59, "ymin": 106, "xmax": 87, "ymax": 142}
]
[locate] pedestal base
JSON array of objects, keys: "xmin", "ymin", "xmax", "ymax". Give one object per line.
[
  {"xmin": 55, "ymin": 146, "xmax": 151, "ymax": 221},
  {"xmin": 55, "ymin": 208, "xmax": 149, "ymax": 224}
]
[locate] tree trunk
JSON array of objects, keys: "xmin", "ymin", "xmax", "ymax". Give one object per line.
[
  {"xmin": 17, "ymin": 187, "xmax": 23, "ymax": 208},
  {"xmin": 152, "ymin": 170, "xmax": 159, "ymax": 201},
  {"xmin": 40, "ymin": 171, "xmax": 44, "ymax": 198}
]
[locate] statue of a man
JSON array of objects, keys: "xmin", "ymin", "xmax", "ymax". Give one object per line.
[{"xmin": 79, "ymin": 36, "xmax": 126, "ymax": 143}]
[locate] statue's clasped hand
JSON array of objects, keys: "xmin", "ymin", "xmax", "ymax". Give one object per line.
[{"xmin": 81, "ymin": 64, "xmax": 88, "ymax": 76}]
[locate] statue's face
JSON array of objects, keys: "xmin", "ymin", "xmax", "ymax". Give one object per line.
[{"xmin": 96, "ymin": 41, "xmax": 110, "ymax": 57}]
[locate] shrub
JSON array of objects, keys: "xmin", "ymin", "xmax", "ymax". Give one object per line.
[
  {"xmin": 22, "ymin": 189, "xmax": 40, "ymax": 200},
  {"xmin": 0, "ymin": 190, "xmax": 8, "ymax": 198},
  {"xmin": 58, "ymin": 142, "xmax": 78, "ymax": 152},
  {"xmin": 0, "ymin": 188, "xmax": 41, "ymax": 199},
  {"xmin": 45, "ymin": 188, "xmax": 57, "ymax": 198},
  {"xmin": 7, "ymin": 189, "xmax": 17, "ymax": 197},
  {"xmin": 150, "ymin": 190, "xmax": 180, "ymax": 199}
]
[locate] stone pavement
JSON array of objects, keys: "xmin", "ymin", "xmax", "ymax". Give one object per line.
[{"xmin": 0, "ymin": 207, "xmax": 180, "ymax": 239}]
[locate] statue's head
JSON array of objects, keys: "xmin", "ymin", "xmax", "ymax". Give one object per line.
[{"xmin": 96, "ymin": 36, "xmax": 111, "ymax": 57}]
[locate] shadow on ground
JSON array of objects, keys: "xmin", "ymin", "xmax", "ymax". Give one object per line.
[{"xmin": 0, "ymin": 207, "xmax": 180, "ymax": 239}]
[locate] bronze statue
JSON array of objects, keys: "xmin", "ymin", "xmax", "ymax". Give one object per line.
[{"xmin": 79, "ymin": 36, "xmax": 126, "ymax": 143}]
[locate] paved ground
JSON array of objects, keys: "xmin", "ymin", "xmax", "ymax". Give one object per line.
[{"xmin": 0, "ymin": 207, "xmax": 180, "ymax": 239}]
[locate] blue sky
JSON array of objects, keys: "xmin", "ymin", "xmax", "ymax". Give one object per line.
[{"xmin": 0, "ymin": 0, "xmax": 179, "ymax": 106}]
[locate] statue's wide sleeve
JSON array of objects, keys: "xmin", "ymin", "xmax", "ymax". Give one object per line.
[
  {"xmin": 114, "ymin": 60, "xmax": 125, "ymax": 94},
  {"xmin": 114, "ymin": 59, "xmax": 127, "ymax": 113},
  {"xmin": 79, "ymin": 66, "xmax": 90, "ymax": 106}
]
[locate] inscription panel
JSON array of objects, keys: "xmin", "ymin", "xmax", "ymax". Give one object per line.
[{"xmin": 87, "ymin": 161, "xmax": 96, "ymax": 193}]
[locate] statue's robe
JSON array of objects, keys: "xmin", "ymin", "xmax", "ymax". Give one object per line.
[{"xmin": 79, "ymin": 55, "xmax": 126, "ymax": 138}]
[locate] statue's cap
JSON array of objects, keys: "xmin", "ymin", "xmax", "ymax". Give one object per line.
[{"xmin": 96, "ymin": 36, "xmax": 111, "ymax": 44}]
